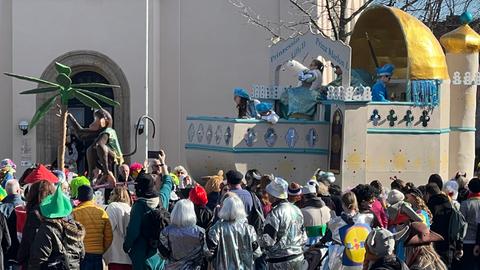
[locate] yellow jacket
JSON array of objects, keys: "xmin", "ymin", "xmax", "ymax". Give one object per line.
[{"xmin": 73, "ymin": 200, "xmax": 113, "ymax": 254}]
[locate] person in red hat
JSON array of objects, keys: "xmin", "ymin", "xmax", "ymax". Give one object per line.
[
  {"xmin": 189, "ymin": 185, "xmax": 213, "ymax": 230},
  {"xmin": 23, "ymin": 164, "xmax": 58, "ymax": 185},
  {"xmin": 404, "ymin": 222, "xmax": 447, "ymax": 270}
]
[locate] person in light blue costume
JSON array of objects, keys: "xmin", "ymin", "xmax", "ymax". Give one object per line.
[
  {"xmin": 256, "ymin": 102, "xmax": 279, "ymax": 124},
  {"xmin": 372, "ymin": 64, "xmax": 395, "ymax": 102},
  {"xmin": 233, "ymin": 88, "xmax": 260, "ymax": 119}
]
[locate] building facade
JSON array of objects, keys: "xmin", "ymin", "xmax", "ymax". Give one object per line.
[{"xmin": 0, "ymin": 0, "xmax": 364, "ymax": 176}]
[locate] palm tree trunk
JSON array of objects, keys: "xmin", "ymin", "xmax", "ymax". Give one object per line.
[{"xmin": 57, "ymin": 105, "xmax": 68, "ymax": 170}]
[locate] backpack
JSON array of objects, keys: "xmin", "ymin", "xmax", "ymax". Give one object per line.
[
  {"xmin": 338, "ymin": 221, "xmax": 371, "ymax": 267},
  {"xmin": 247, "ymin": 191, "xmax": 265, "ymax": 234},
  {"xmin": 141, "ymin": 205, "xmax": 170, "ymax": 249},
  {"xmin": 448, "ymin": 204, "xmax": 467, "ymax": 242}
]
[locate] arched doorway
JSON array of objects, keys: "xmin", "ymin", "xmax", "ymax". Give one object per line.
[{"xmin": 36, "ymin": 51, "xmax": 131, "ymax": 170}]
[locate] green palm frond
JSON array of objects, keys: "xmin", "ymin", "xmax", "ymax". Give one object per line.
[
  {"xmin": 71, "ymin": 83, "xmax": 120, "ymax": 89},
  {"xmin": 29, "ymin": 94, "xmax": 59, "ymax": 129},
  {"xmin": 4, "ymin": 72, "xmax": 59, "ymax": 87},
  {"xmin": 6, "ymin": 62, "xmax": 121, "ymax": 131},
  {"xmin": 74, "ymin": 88, "xmax": 120, "ymax": 107},
  {"xmin": 55, "ymin": 62, "xmax": 71, "ymax": 76},
  {"xmin": 72, "ymin": 89, "xmax": 102, "ymax": 109},
  {"xmin": 20, "ymin": 86, "xmax": 61, "ymax": 95}
]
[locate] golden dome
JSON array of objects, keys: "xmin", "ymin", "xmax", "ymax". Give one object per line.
[
  {"xmin": 350, "ymin": 5, "xmax": 448, "ymax": 80},
  {"xmin": 440, "ymin": 24, "xmax": 480, "ymax": 53}
]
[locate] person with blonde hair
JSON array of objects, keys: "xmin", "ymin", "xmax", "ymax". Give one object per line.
[
  {"xmin": 208, "ymin": 196, "xmax": 260, "ymax": 269},
  {"xmin": 158, "ymin": 199, "xmax": 207, "ymax": 270},
  {"xmin": 326, "ymin": 191, "xmax": 373, "ymax": 270},
  {"xmin": 404, "ymin": 187, "xmax": 432, "ymax": 227},
  {"xmin": 173, "ymin": 166, "xmax": 193, "ymax": 189},
  {"xmin": 104, "ymin": 186, "xmax": 132, "ymax": 270},
  {"xmin": 203, "ymin": 170, "xmax": 224, "ymax": 210}
]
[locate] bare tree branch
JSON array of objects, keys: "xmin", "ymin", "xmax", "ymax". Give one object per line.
[
  {"xmin": 229, "ymin": 0, "xmax": 480, "ymax": 45},
  {"xmin": 325, "ymin": 0, "xmax": 339, "ymax": 40},
  {"xmin": 288, "ymin": 0, "xmax": 327, "ymax": 36},
  {"xmin": 345, "ymin": 0, "xmax": 375, "ymax": 23},
  {"xmin": 400, "ymin": 0, "xmax": 420, "ymax": 11}
]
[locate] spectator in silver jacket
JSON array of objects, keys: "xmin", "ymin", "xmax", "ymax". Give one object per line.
[
  {"xmin": 207, "ymin": 195, "xmax": 261, "ymax": 270},
  {"xmin": 158, "ymin": 199, "xmax": 208, "ymax": 270},
  {"xmin": 260, "ymin": 177, "xmax": 306, "ymax": 270}
]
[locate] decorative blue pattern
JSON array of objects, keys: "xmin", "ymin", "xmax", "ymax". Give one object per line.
[
  {"xmin": 306, "ymin": 128, "xmax": 318, "ymax": 147},
  {"xmin": 188, "ymin": 123, "xmax": 195, "ymax": 142},
  {"xmin": 215, "ymin": 125, "xmax": 223, "ymax": 145},
  {"xmin": 244, "ymin": 128, "xmax": 257, "ymax": 147},
  {"xmin": 206, "ymin": 125, "xmax": 213, "ymax": 144},
  {"xmin": 196, "ymin": 124, "xmax": 204, "ymax": 143},
  {"xmin": 370, "ymin": 109, "xmax": 381, "ymax": 126},
  {"xmin": 285, "ymin": 128, "xmax": 298, "ymax": 148},
  {"xmin": 224, "ymin": 127, "xmax": 232, "ymax": 145},
  {"xmin": 264, "ymin": 128, "xmax": 277, "ymax": 147},
  {"xmin": 410, "ymin": 80, "xmax": 440, "ymax": 107}
]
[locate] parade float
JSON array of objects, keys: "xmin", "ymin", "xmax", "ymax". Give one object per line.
[{"xmin": 185, "ymin": 5, "xmax": 480, "ymax": 187}]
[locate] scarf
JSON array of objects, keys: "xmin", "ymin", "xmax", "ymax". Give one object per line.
[
  {"xmin": 467, "ymin": 192, "xmax": 480, "ymax": 199},
  {"xmin": 139, "ymin": 197, "xmax": 160, "ymax": 209}
]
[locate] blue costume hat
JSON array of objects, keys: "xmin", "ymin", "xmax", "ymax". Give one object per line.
[
  {"xmin": 376, "ymin": 64, "xmax": 395, "ymax": 77},
  {"xmin": 256, "ymin": 102, "xmax": 272, "ymax": 114},
  {"xmin": 233, "ymin": 88, "xmax": 251, "ymax": 100}
]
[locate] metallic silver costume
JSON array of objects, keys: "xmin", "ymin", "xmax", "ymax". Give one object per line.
[
  {"xmin": 208, "ymin": 218, "xmax": 261, "ymax": 270},
  {"xmin": 158, "ymin": 225, "xmax": 208, "ymax": 270},
  {"xmin": 260, "ymin": 200, "xmax": 307, "ymax": 270}
]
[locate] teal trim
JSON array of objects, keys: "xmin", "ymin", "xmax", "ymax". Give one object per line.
[
  {"xmin": 450, "ymin": 126, "xmax": 476, "ymax": 132},
  {"xmin": 369, "ymin": 101, "xmax": 417, "ymax": 106},
  {"xmin": 186, "ymin": 116, "xmax": 329, "ymax": 125},
  {"xmin": 367, "ymin": 128, "xmax": 450, "ymax": 135},
  {"xmin": 185, "ymin": 143, "xmax": 329, "ymax": 155},
  {"xmin": 322, "ymin": 100, "xmax": 369, "ymax": 105}
]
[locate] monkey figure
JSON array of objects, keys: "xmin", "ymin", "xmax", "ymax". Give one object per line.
[{"xmin": 68, "ymin": 109, "xmax": 123, "ymax": 184}]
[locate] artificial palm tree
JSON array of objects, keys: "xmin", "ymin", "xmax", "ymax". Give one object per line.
[{"xmin": 4, "ymin": 62, "xmax": 120, "ymax": 170}]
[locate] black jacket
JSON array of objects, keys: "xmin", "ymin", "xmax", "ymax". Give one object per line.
[
  {"xmin": 0, "ymin": 194, "xmax": 24, "ymax": 266},
  {"xmin": 370, "ymin": 255, "xmax": 409, "ymax": 270},
  {"xmin": 194, "ymin": 205, "xmax": 213, "ymax": 230},
  {"xmin": 17, "ymin": 206, "xmax": 42, "ymax": 268},
  {"xmin": 427, "ymin": 193, "xmax": 458, "ymax": 261},
  {"xmin": 206, "ymin": 192, "xmax": 220, "ymax": 210},
  {"xmin": 0, "ymin": 213, "xmax": 11, "ymax": 270},
  {"xmin": 302, "ymin": 194, "xmax": 326, "ymax": 209},
  {"xmin": 28, "ymin": 218, "xmax": 85, "ymax": 270},
  {"xmin": 327, "ymin": 195, "xmax": 343, "ymax": 217}
]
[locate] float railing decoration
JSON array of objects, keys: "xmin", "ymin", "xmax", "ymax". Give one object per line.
[
  {"xmin": 326, "ymin": 85, "xmax": 371, "ymax": 101},
  {"xmin": 252, "ymin": 84, "xmax": 289, "ymax": 100}
]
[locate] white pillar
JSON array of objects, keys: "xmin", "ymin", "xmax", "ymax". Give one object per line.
[
  {"xmin": 441, "ymin": 19, "xmax": 480, "ymax": 178},
  {"xmin": 446, "ymin": 52, "xmax": 478, "ymax": 178}
]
